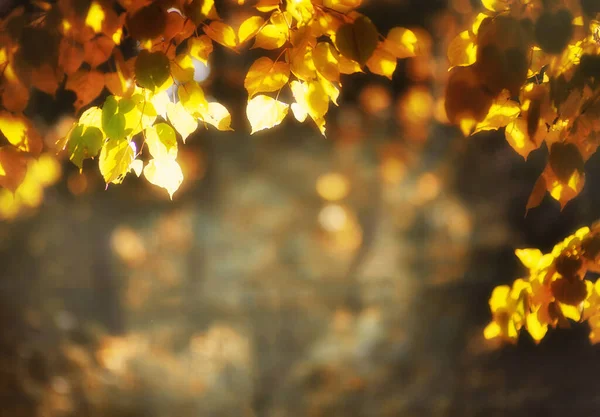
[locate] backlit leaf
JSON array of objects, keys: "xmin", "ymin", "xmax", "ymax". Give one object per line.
[
  {"xmin": 99, "ymin": 138, "xmax": 134, "ymax": 184},
  {"xmin": 0, "ymin": 146, "xmax": 28, "ymax": 192},
  {"xmin": 203, "ymin": 21, "xmax": 237, "ymax": 49},
  {"xmin": 0, "ymin": 112, "xmax": 43, "ymax": 155},
  {"xmin": 382, "ymin": 27, "xmax": 418, "ymax": 59},
  {"xmin": 66, "ymin": 124, "xmax": 104, "ymax": 168},
  {"xmin": 167, "ymin": 101, "xmax": 198, "ymax": 142},
  {"xmin": 244, "ymin": 57, "xmax": 290, "ymax": 97},
  {"xmin": 144, "ymin": 123, "xmax": 177, "ymax": 159},
  {"xmin": 238, "ymin": 16, "xmax": 264, "ymax": 44},
  {"xmin": 188, "ymin": 35, "xmax": 213, "ymax": 65},
  {"xmin": 102, "ymin": 96, "xmax": 127, "ymax": 140},
  {"xmin": 505, "ymin": 118, "xmax": 543, "ymax": 159},
  {"xmin": 312, "ymin": 42, "xmax": 340, "ymax": 82},
  {"xmin": 199, "ymin": 102, "xmax": 233, "ymax": 131},
  {"xmin": 247, "ymin": 95, "xmax": 289, "ymax": 134},
  {"xmin": 366, "ymin": 45, "xmax": 397, "ymax": 79},
  {"xmin": 178, "ymin": 81, "xmax": 208, "ymax": 116},
  {"xmin": 473, "ymin": 92, "xmax": 520, "ymax": 134},
  {"xmin": 144, "ymin": 157, "xmax": 183, "ymax": 199},
  {"xmin": 171, "ymin": 53, "xmax": 195, "ymax": 83},
  {"xmin": 323, "ymin": 0, "xmax": 362, "ymax": 13},
  {"xmin": 447, "ymin": 30, "xmax": 477, "ymax": 67}
]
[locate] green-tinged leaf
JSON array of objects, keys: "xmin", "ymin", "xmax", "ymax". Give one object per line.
[
  {"xmin": 99, "ymin": 138, "xmax": 134, "ymax": 184},
  {"xmin": 135, "ymin": 50, "xmax": 171, "ymax": 91},
  {"xmin": 102, "ymin": 96, "xmax": 126, "ymax": 140},
  {"xmin": 334, "ymin": 16, "xmax": 378, "ymax": 65},
  {"xmin": 145, "ymin": 123, "xmax": 177, "ymax": 159},
  {"xmin": 67, "ymin": 124, "xmax": 104, "ymax": 168}
]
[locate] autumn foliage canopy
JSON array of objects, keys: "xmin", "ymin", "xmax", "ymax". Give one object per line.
[{"xmin": 2, "ymin": 0, "xmax": 600, "ymax": 346}]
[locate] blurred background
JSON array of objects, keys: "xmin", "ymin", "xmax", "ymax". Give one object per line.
[{"xmin": 2, "ymin": 0, "xmax": 600, "ymax": 416}]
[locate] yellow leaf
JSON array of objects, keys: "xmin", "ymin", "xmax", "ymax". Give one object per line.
[
  {"xmin": 291, "ymin": 102, "xmax": 308, "ymax": 122},
  {"xmin": 483, "ymin": 321, "xmax": 501, "ymax": 339},
  {"xmin": 489, "ymin": 285, "xmax": 510, "ymax": 312},
  {"xmin": 526, "ymin": 311, "xmax": 548, "ymax": 342},
  {"xmin": 244, "ymin": 57, "xmax": 290, "ymax": 97},
  {"xmin": 238, "ymin": 16, "xmax": 264, "ymax": 44},
  {"xmin": 144, "ymin": 157, "xmax": 184, "ymax": 199},
  {"xmin": 482, "ymin": 0, "xmax": 510, "ymax": 12},
  {"xmin": 144, "ymin": 123, "xmax": 177, "ymax": 159},
  {"xmin": 286, "ymin": 0, "xmax": 314, "ymax": 24},
  {"xmin": 246, "ymin": 95, "xmax": 289, "ymax": 134},
  {"xmin": 290, "ymin": 79, "xmax": 329, "ymax": 121},
  {"xmin": 178, "ymin": 81, "xmax": 208, "ymax": 117},
  {"xmin": 338, "ymin": 55, "xmax": 362, "ymax": 74},
  {"xmin": 505, "ymin": 118, "xmax": 541, "ymax": 159},
  {"xmin": 255, "ymin": 0, "xmax": 279, "ymax": 12},
  {"xmin": 99, "ymin": 138, "xmax": 134, "ymax": 184},
  {"xmin": 515, "ymin": 248, "xmax": 543, "ymax": 270},
  {"xmin": 312, "ymin": 42, "xmax": 340, "ymax": 82},
  {"xmin": 188, "ymin": 35, "xmax": 213, "ymax": 65},
  {"xmin": 323, "ymin": 0, "xmax": 362, "ymax": 14},
  {"xmin": 203, "ymin": 21, "xmax": 237, "ymax": 49},
  {"xmin": 318, "ymin": 75, "xmax": 339, "ymax": 106},
  {"xmin": 85, "ymin": 1, "xmax": 105, "ymax": 33},
  {"xmin": 473, "ymin": 93, "xmax": 520, "ymax": 134},
  {"xmin": 253, "ymin": 23, "xmax": 288, "ymax": 50},
  {"xmin": 447, "ymin": 30, "xmax": 477, "ymax": 68},
  {"xmin": 199, "ymin": 102, "xmax": 233, "ymax": 131},
  {"xmin": 167, "ymin": 101, "xmax": 198, "ymax": 142},
  {"xmin": 290, "ymin": 45, "xmax": 317, "ymax": 81},
  {"xmin": 382, "ymin": 27, "xmax": 418, "ymax": 59},
  {"xmin": 0, "ymin": 112, "xmax": 43, "ymax": 155},
  {"xmin": 366, "ymin": 45, "xmax": 397, "ymax": 79},
  {"xmin": 170, "ymin": 53, "xmax": 195, "ymax": 83}
]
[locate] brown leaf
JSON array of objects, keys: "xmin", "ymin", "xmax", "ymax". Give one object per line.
[{"xmin": 526, "ymin": 174, "xmax": 546, "ymax": 215}]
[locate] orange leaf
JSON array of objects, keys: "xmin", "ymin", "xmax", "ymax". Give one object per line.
[
  {"xmin": 0, "ymin": 146, "xmax": 28, "ymax": 192},
  {"xmin": 66, "ymin": 70, "xmax": 105, "ymax": 111}
]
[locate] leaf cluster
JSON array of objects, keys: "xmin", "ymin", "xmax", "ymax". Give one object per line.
[
  {"xmin": 0, "ymin": 0, "xmax": 418, "ymax": 198},
  {"xmin": 445, "ymin": 0, "xmax": 600, "ymax": 209}
]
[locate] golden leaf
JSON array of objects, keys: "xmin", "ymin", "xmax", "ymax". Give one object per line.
[
  {"xmin": 0, "ymin": 112, "xmax": 43, "ymax": 155},
  {"xmin": 238, "ymin": 16, "xmax": 264, "ymax": 44},
  {"xmin": 203, "ymin": 21, "xmax": 237, "ymax": 49},
  {"xmin": 188, "ymin": 35, "xmax": 214, "ymax": 65},
  {"xmin": 382, "ymin": 27, "xmax": 418, "ymax": 59},
  {"xmin": 505, "ymin": 118, "xmax": 544, "ymax": 160},
  {"xmin": 244, "ymin": 57, "xmax": 290, "ymax": 97},
  {"xmin": 366, "ymin": 45, "xmax": 397, "ymax": 79},
  {"xmin": 447, "ymin": 30, "xmax": 477, "ymax": 68},
  {"xmin": 312, "ymin": 42, "xmax": 340, "ymax": 82}
]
